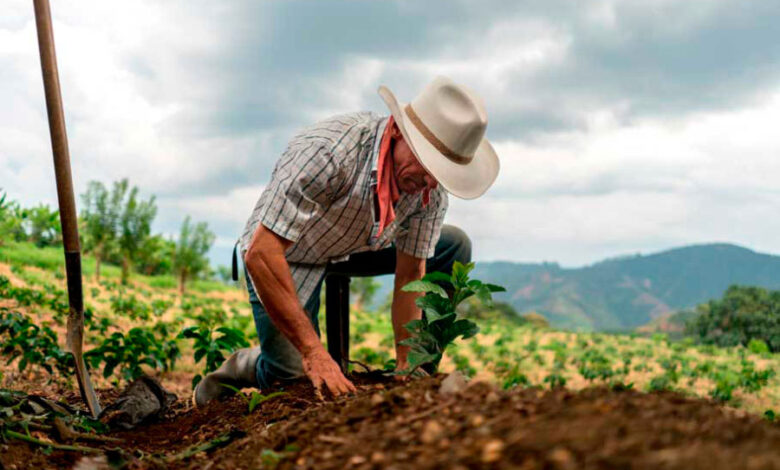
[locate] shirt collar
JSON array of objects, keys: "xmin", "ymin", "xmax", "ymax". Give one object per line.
[{"xmin": 371, "ymin": 117, "xmax": 390, "ymax": 173}]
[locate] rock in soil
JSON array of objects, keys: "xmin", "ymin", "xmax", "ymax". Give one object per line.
[{"xmin": 99, "ymin": 375, "xmax": 177, "ymax": 430}]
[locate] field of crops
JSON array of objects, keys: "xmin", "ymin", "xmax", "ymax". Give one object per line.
[
  {"xmin": 2, "ymin": 240, "xmax": 778, "ymax": 416},
  {"xmin": 2, "ymin": 241, "xmax": 780, "ymax": 468}
]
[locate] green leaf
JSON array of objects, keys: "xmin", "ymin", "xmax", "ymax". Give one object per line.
[
  {"xmin": 451, "ymin": 261, "xmax": 475, "ymax": 286},
  {"xmin": 192, "ymin": 374, "xmax": 203, "ymax": 389},
  {"xmin": 476, "ymin": 285, "xmax": 494, "ymax": 308},
  {"xmin": 403, "ymin": 319, "xmax": 425, "ymax": 334},
  {"xmin": 248, "ymin": 391, "xmax": 286, "ymax": 413},
  {"xmin": 415, "ymin": 293, "xmax": 452, "ymax": 310},
  {"xmin": 429, "ymin": 311, "xmax": 456, "ymax": 327},
  {"xmin": 484, "ymin": 283, "xmax": 506, "ymax": 293},
  {"xmin": 178, "ymin": 326, "xmax": 200, "ymax": 339},
  {"xmin": 422, "ymin": 271, "xmax": 453, "ymax": 286},
  {"xmin": 400, "ymin": 280, "xmax": 448, "ymax": 298},
  {"xmin": 444, "ymin": 319, "xmax": 479, "ymax": 343},
  {"xmin": 406, "ymin": 350, "xmax": 439, "ymax": 369}
]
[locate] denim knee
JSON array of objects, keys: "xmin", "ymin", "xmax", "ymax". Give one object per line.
[{"xmin": 440, "ymin": 225, "xmax": 472, "ymax": 265}]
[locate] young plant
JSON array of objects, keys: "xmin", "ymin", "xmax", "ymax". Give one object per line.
[
  {"xmin": 84, "ymin": 325, "xmax": 180, "ymax": 382},
  {"xmin": 220, "ymin": 383, "xmax": 286, "ymax": 413},
  {"xmin": 0, "ymin": 308, "xmax": 74, "ymax": 377},
  {"xmin": 178, "ymin": 322, "xmax": 249, "ymax": 388},
  {"xmin": 397, "ymin": 261, "xmax": 505, "ymax": 375}
]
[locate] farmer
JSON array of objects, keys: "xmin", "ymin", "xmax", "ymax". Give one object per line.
[{"xmin": 193, "ymin": 76, "xmax": 500, "ymax": 406}]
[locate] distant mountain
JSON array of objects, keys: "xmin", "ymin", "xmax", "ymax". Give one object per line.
[{"xmin": 370, "ymin": 243, "xmax": 780, "ymax": 332}]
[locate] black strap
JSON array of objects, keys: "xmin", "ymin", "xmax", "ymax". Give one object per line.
[{"xmin": 231, "ymin": 240, "xmax": 239, "ymax": 282}]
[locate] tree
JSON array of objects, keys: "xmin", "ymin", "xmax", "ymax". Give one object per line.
[
  {"xmin": 350, "ymin": 277, "xmax": 380, "ymax": 312},
  {"xmin": 685, "ymin": 285, "xmax": 780, "ymax": 352},
  {"xmin": 0, "ymin": 192, "xmax": 27, "ymax": 246},
  {"xmin": 25, "ymin": 204, "xmax": 61, "ymax": 247},
  {"xmin": 173, "ymin": 216, "xmax": 215, "ymax": 295},
  {"xmin": 80, "ymin": 181, "xmax": 123, "ymax": 281},
  {"xmin": 117, "ymin": 181, "xmax": 157, "ymax": 284},
  {"xmin": 135, "ymin": 234, "xmax": 176, "ymax": 276}
]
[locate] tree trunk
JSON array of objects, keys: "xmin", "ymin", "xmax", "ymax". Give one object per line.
[
  {"xmin": 179, "ymin": 270, "xmax": 187, "ymax": 296},
  {"xmin": 95, "ymin": 253, "xmax": 101, "ymax": 282},
  {"xmin": 121, "ymin": 257, "xmax": 129, "ymax": 285}
]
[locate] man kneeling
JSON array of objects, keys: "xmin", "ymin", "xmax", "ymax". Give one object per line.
[{"xmin": 194, "ymin": 76, "xmax": 500, "ymax": 405}]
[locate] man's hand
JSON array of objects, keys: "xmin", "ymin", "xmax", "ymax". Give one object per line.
[{"xmin": 301, "ymin": 345, "xmax": 356, "ymax": 397}]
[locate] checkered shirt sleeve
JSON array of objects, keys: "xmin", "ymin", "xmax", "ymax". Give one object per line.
[
  {"xmin": 254, "ymin": 142, "xmax": 342, "ymax": 243},
  {"xmin": 395, "ymin": 186, "xmax": 449, "ymax": 259}
]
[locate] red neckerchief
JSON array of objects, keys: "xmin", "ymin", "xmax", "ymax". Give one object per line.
[
  {"xmin": 376, "ymin": 117, "xmax": 400, "ymax": 238},
  {"xmin": 376, "ymin": 118, "xmax": 432, "ymax": 238}
]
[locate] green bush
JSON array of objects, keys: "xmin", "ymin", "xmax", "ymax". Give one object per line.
[{"xmin": 685, "ymin": 285, "xmax": 780, "ymax": 352}]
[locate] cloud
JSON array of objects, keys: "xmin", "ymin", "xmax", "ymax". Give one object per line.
[
  {"xmin": 445, "ymin": 90, "xmax": 780, "ymax": 265},
  {"xmin": 2, "ymin": 0, "xmax": 780, "ymax": 268}
]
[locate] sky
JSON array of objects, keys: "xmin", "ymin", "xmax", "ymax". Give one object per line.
[{"xmin": 2, "ymin": 0, "xmax": 779, "ymax": 268}]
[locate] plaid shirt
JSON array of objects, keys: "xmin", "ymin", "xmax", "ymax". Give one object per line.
[{"xmin": 240, "ymin": 112, "xmax": 448, "ymax": 306}]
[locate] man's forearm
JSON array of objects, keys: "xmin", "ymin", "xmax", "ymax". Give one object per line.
[
  {"xmin": 244, "ymin": 240, "xmax": 322, "ymax": 356},
  {"xmin": 391, "ymin": 275, "xmax": 423, "ymax": 365}
]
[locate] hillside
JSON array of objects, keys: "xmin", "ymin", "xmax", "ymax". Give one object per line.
[
  {"xmin": 479, "ymin": 243, "xmax": 780, "ymax": 331},
  {"xmin": 373, "ymin": 243, "xmax": 780, "ymax": 331}
]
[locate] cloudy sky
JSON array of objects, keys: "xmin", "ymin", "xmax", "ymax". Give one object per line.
[{"xmin": 2, "ymin": 0, "xmax": 779, "ymax": 268}]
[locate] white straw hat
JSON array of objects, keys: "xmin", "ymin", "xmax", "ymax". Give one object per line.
[{"xmin": 378, "ymin": 76, "xmax": 500, "ymax": 199}]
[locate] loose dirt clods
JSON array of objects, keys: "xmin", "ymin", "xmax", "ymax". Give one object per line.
[{"xmin": 3, "ymin": 373, "xmax": 780, "ymax": 469}]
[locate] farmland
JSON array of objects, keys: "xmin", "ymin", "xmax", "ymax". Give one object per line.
[{"xmin": 2, "ymin": 240, "xmax": 780, "ymax": 468}]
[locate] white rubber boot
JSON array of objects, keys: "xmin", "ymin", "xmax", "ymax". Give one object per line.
[{"xmin": 193, "ymin": 346, "xmax": 261, "ymax": 407}]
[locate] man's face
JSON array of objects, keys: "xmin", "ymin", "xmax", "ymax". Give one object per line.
[{"xmin": 391, "ymin": 125, "xmax": 439, "ymax": 195}]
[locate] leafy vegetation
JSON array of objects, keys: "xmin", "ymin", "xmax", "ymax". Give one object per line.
[
  {"xmin": 685, "ymin": 285, "xmax": 780, "ymax": 352},
  {"xmin": 173, "ymin": 216, "xmax": 216, "ymax": 295},
  {"xmin": 398, "ymin": 261, "xmax": 505, "ymax": 375},
  {"xmin": 1, "ymin": 228, "xmax": 780, "ymax": 418},
  {"xmin": 0, "ymin": 308, "xmax": 73, "ymax": 377},
  {"xmin": 178, "ymin": 319, "xmax": 249, "ymax": 388}
]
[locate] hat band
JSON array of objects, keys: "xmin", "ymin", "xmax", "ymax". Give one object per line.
[{"xmin": 404, "ymin": 104, "xmax": 471, "ymax": 165}]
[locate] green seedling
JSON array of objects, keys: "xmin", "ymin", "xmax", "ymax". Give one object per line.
[
  {"xmin": 84, "ymin": 323, "xmax": 179, "ymax": 382},
  {"xmin": 0, "ymin": 308, "xmax": 73, "ymax": 377},
  {"xmin": 221, "ymin": 384, "xmax": 287, "ymax": 413},
  {"xmin": 397, "ymin": 261, "xmax": 505, "ymax": 376},
  {"xmin": 179, "ymin": 323, "xmax": 248, "ymax": 389}
]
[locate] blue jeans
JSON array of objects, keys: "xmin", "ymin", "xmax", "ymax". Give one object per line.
[{"xmin": 247, "ymin": 224, "xmax": 471, "ymax": 388}]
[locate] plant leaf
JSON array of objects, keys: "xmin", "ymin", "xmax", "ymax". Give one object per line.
[
  {"xmin": 444, "ymin": 319, "xmax": 479, "ymax": 343},
  {"xmin": 485, "ymin": 283, "xmax": 506, "ymax": 293},
  {"xmin": 422, "ymin": 271, "xmax": 453, "ymax": 286},
  {"xmin": 401, "ymin": 280, "xmax": 448, "ymax": 298}
]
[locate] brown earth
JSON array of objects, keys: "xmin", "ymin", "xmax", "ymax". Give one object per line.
[{"xmin": 2, "ymin": 373, "xmax": 780, "ymax": 470}]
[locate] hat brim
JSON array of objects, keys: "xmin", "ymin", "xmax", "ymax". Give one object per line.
[{"xmin": 378, "ymin": 85, "xmax": 500, "ymax": 200}]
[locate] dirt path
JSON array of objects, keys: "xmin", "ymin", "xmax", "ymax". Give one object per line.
[{"xmin": 2, "ymin": 375, "xmax": 780, "ymax": 469}]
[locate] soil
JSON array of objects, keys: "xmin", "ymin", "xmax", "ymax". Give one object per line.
[{"xmin": 2, "ymin": 373, "xmax": 780, "ymax": 470}]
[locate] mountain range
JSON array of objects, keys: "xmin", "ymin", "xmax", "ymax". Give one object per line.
[{"xmin": 370, "ymin": 243, "xmax": 780, "ymax": 331}]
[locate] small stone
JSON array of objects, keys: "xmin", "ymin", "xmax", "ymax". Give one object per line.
[
  {"xmin": 370, "ymin": 393, "xmax": 385, "ymax": 406},
  {"xmin": 469, "ymin": 414, "xmax": 485, "ymax": 427},
  {"xmin": 370, "ymin": 452, "xmax": 386, "ymax": 463},
  {"xmin": 438, "ymin": 438, "xmax": 451, "ymax": 449},
  {"xmin": 439, "ymin": 371, "xmax": 468, "ymax": 396},
  {"xmin": 486, "ymin": 391, "xmax": 501, "ymax": 403},
  {"xmin": 547, "ymin": 447, "xmax": 576, "ymax": 470},
  {"xmin": 481, "ymin": 439, "xmax": 504, "ymax": 463},
  {"xmin": 349, "ymin": 455, "xmax": 367, "ymax": 465},
  {"xmin": 420, "ymin": 420, "xmax": 444, "ymax": 444}
]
